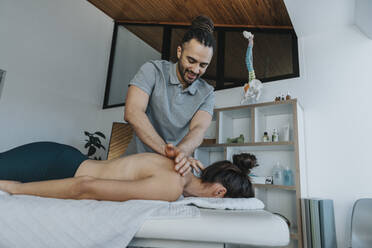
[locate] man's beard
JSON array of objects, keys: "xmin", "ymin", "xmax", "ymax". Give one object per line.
[{"xmin": 178, "ymin": 62, "xmax": 199, "ymax": 86}]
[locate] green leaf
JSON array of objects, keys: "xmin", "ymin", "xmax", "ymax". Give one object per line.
[
  {"xmin": 94, "ymin": 132, "xmax": 106, "ymax": 139},
  {"xmin": 84, "ymin": 143, "xmax": 90, "ymax": 148},
  {"xmin": 96, "ymin": 143, "xmax": 105, "ymax": 149},
  {"xmin": 87, "ymin": 146, "xmax": 96, "ymax": 157},
  {"xmin": 92, "ymin": 137, "xmax": 101, "ymax": 145},
  {"xmin": 84, "ymin": 131, "xmax": 92, "ymax": 136}
]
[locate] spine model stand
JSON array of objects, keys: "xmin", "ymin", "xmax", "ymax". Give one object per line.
[{"xmin": 241, "ymin": 31, "xmax": 263, "ymax": 104}]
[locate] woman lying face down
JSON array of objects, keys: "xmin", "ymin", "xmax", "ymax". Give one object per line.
[{"xmin": 0, "ymin": 145, "xmax": 257, "ymax": 202}]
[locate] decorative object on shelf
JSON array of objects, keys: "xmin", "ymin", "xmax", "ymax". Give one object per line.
[
  {"xmin": 274, "ymin": 92, "xmax": 292, "ymax": 102},
  {"xmin": 202, "ymin": 138, "xmax": 216, "ymax": 145},
  {"xmin": 272, "ymin": 162, "xmax": 284, "ymax": 185},
  {"xmin": 286, "ymin": 92, "xmax": 291, "ymax": 100},
  {"xmin": 84, "ymin": 131, "xmax": 106, "ymax": 160},
  {"xmin": 262, "ymin": 131, "xmax": 270, "ymax": 142},
  {"xmin": 226, "ymin": 134, "xmax": 244, "ymax": 144},
  {"xmin": 283, "ymin": 166, "xmax": 294, "ymax": 186},
  {"xmin": 240, "ymin": 31, "xmax": 263, "ymax": 104},
  {"xmin": 265, "ymin": 176, "xmax": 273, "ymax": 184},
  {"xmin": 282, "ymin": 125, "xmax": 290, "ymax": 142},
  {"xmin": 250, "ymin": 175, "xmax": 273, "ymax": 184},
  {"xmin": 272, "ymin": 128, "xmax": 279, "ymax": 142}
]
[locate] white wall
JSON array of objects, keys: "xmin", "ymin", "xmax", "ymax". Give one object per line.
[
  {"xmin": 215, "ymin": 1, "xmax": 372, "ymax": 246},
  {"xmin": 0, "ymin": 0, "xmax": 123, "ymax": 158}
]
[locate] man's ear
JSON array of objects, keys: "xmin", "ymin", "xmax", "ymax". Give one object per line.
[
  {"xmin": 213, "ymin": 184, "xmax": 226, "ymax": 198},
  {"xmin": 177, "ymin": 46, "xmax": 182, "ymax": 60}
]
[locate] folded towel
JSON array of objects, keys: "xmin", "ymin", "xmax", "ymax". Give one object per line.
[{"xmin": 174, "ymin": 197, "xmax": 264, "ymax": 210}]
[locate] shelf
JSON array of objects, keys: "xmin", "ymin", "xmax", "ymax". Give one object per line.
[
  {"xmin": 214, "ymin": 99, "xmax": 297, "ymax": 112},
  {"xmin": 197, "ymin": 99, "xmax": 304, "ymax": 248},
  {"xmin": 200, "ymin": 141, "xmax": 294, "ymax": 151},
  {"xmin": 253, "ymin": 184, "xmax": 296, "ymax": 191}
]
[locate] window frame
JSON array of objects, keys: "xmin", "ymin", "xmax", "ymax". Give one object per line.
[{"xmin": 103, "ymin": 22, "xmax": 299, "ymax": 109}]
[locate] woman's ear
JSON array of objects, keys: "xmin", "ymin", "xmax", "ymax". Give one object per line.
[{"xmin": 213, "ymin": 184, "xmax": 226, "ymax": 198}]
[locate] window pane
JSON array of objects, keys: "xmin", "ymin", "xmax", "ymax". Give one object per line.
[
  {"xmin": 106, "ymin": 25, "xmax": 163, "ymax": 106},
  {"xmin": 169, "ymin": 28, "xmax": 217, "ymax": 86},
  {"xmin": 224, "ymin": 31, "xmax": 294, "ymax": 81}
]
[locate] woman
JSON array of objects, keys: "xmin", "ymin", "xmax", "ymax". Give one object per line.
[{"xmin": 0, "ymin": 142, "xmax": 257, "ymax": 202}]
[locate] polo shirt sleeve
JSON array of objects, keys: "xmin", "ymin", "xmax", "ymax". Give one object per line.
[
  {"xmin": 198, "ymin": 91, "xmax": 215, "ymax": 116},
  {"xmin": 128, "ymin": 62, "xmax": 156, "ymax": 96}
]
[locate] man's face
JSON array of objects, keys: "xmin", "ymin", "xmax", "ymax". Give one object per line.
[{"xmin": 176, "ymin": 39, "xmax": 213, "ymax": 87}]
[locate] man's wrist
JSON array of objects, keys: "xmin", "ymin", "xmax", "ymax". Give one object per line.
[
  {"xmin": 176, "ymin": 145, "xmax": 188, "ymax": 157},
  {"xmin": 160, "ymin": 143, "xmax": 167, "ymax": 156}
]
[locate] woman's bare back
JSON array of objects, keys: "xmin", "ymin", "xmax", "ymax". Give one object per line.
[{"xmin": 75, "ymin": 153, "xmax": 176, "ymax": 181}]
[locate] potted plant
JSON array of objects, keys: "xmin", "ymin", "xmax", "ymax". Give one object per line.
[{"xmin": 84, "ymin": 131, "xmax": 106, "ymax": 160}]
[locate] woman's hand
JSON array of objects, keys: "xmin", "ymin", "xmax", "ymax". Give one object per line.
[{"xmin": 0, "ymin": 180, "xmax": 21, "ymax": 194}]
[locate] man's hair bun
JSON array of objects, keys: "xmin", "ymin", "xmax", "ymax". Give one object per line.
[
  {"xmin": 191, "ymin": 15, "xmax": 214, "ymax": 34},
  {"xmin": 232, "ymin": 153, "xmax": 258, "ymax": 174}
]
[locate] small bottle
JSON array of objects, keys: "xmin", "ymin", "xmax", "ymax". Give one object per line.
[
  {"xmin": 262, "ymin": 131, "xmax": 270, "ymax": 142},
  {"xmin": 272, "ymin": 129, "xmax": 279, "ymax": 142},
  {"xmin": 286, "ymin": 92, "xmax": 291, "ymax": 100},
  {"xmin": 283, "ymin": 166, "xmax": 294, "ymax": 186},
  {"xmin": 272, "ymin": 162, "xmax": 283, "ymax": 185}
]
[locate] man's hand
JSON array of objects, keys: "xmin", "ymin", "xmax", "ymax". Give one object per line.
[
  {"xmin": 165, "ymin": 144, "xmax": 204, "ymax": 176},
  {"xmin": 187, "ymin": 157, "xmax": 205, "ymax": 173},
  {"xmin": 165, "ymin": 144, "xmax": 189, "ymax": 176}
]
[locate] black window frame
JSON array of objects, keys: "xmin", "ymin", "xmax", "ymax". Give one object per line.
[{"xmin": 103, "ymin": 22, "xmax": 299, "ymax": 109}]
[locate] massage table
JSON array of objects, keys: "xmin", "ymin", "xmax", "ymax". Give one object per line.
[
  {"xmin": 106, "ymin": 124, "xmax": 290, "ymax": 247},
  {"xmin": 130, "ymin": 209, "xmax": 290, "ymax": 248},
  {"xmin": 0, "ymin": 191, "xmax": 289, "ymax": 248}
]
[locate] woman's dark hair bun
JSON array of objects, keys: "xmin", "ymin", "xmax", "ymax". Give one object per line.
[
  {"xmin": 191, "ymin": 15, "xmax": 214, "ymax": 34},
  {"xmin": 232, "ymin": 153, "xmax": 258, "ymax": 174}
]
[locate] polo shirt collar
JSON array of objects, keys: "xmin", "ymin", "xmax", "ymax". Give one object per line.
[{"xmin": 170, "ymin": 63, "xmax": 198, "ymax": 95}]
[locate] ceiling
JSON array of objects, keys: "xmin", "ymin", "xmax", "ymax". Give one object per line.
[{"xmin": 87, "ymin": 0, "xmax": 293, "ymax": 30}]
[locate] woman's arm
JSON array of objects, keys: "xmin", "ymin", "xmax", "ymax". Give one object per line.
[{"xmin": 1, "ymin": 172, "xmax": 183, "ymax": 202}]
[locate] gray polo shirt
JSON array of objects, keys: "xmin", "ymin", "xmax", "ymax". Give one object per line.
[{"xmin": 124, "ymin": 60, "xmax": 215, "ymax": 155}]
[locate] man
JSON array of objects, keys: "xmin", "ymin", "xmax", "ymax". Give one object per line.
[
  {"xmin": 124, "ymin": 16, "xmax": 216, "ymax": 176},
  {"xmin": 0, "ymin": 142, "xmax": 256, "ymax": 202}
]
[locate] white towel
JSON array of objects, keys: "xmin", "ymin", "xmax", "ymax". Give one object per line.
[
  {"xmin": 173, "ymin": 197, "xmax": 265, "ymax": 210},
  {"xmin": 0, "ymin": 191, "xmax": 198, "ymax": 248}
]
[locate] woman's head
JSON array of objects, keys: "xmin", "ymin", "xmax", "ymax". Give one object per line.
[{"xmin": 200, "ymin": 153, "xmax": 258, "ymax": 198}]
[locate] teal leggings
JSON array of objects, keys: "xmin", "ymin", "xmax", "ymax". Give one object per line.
[{"xmin": 0, "ymin": 142, "xmax": 88, "ymax": 182}]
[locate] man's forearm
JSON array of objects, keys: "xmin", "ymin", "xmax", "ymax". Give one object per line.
[
  {"xmin": 177, "ymin": 126, "xmax": 205, "ymax": 157},
  {"xmin": 126, "ymin": 111, "xmax": 166, "ymax": 155}
]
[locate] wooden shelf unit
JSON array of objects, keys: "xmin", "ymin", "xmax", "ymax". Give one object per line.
[
  {"xmin": 253, "ymin": 183, "xmax": 296, "ymax": 191},
  {"xmin": 195, "ymin": 99, "xmax": 307, "ymax": 248}
]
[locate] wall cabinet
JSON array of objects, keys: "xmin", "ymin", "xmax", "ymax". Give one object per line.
[{"xmin": 195, "ymin": 99, "xmax": 307, "ymax": 248}]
